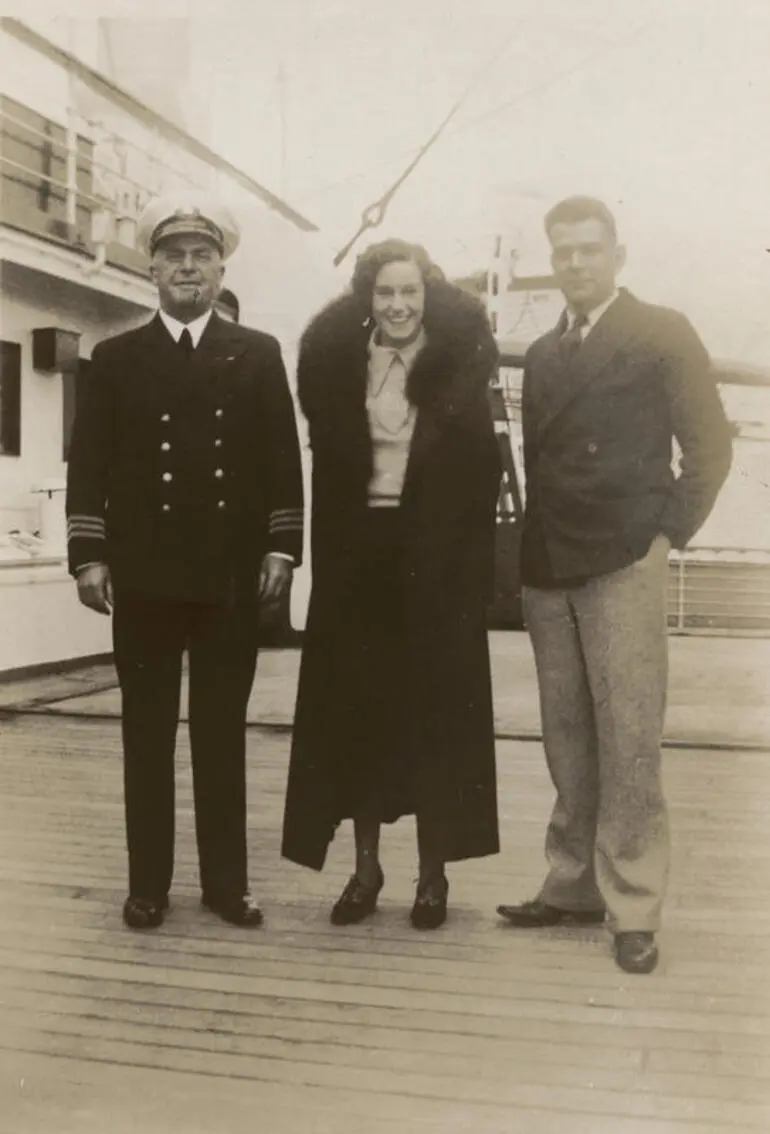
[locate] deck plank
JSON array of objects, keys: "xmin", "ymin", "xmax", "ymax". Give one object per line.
[{"xmin": 1, "ymin": 713, "xmax": 769, "ymax": 1132}]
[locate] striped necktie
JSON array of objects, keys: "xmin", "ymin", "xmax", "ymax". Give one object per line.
[{"xmin": 559, "ymin": 313, "xmax": 589, "ymax": 363}]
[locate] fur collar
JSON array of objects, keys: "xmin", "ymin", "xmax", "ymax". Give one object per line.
[{"xmin": 298, "ymin": 282, "xmax": 497, "ymax": 416}]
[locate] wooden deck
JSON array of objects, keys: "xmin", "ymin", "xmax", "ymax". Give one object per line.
[{"xmin": 1, "ymin": 712, "xmax": 769, "ymax": 1133}]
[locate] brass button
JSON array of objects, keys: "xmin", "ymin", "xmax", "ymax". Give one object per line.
[
  {"xmin": 162, "ymin": 472, "xmax": 173, "ymax": 482},
  {"xmin": 214, "ymin": 468, "xmax": 224, "ymax": 479},
  {"xmin": 161, "ymin": 442, "xmax": 171, "ymax": 451},
  {"xmin": 162, "ymin": 504, "xmax": 171, "ymax": 513},
  {"xmin": 214, "ymin": 438, "xmax": 223, "ymax": 448},
  {"xmin": 215, "ymin": 408, "xmax": 224, "ymax": 419},
  {"xmin": 161, "ymin": 413, "xmax": 170, "ymax": 423},
  {"xmin": 217, "ymin": 500, "xmax": 226, "ymax": 510},
  {"xmin": 588, "ymin": 442, "xmax": 597, "ymax": 454}
]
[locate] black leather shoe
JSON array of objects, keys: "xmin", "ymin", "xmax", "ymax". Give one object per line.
[
  {"xmin": 123, "ymin": 895, "xmax": 168, "ymax": 929},
  {"xmin": 330, "ymin": 866, "xmax": 384, "ymax": 926},
  {"xmin": 202, "ymin": 892, "xmax": 264, "ymax": 928},
  {"xmin": 614, "ymin": 932, "xmax": 659, "ymax": 974},
  {"xmin": 410, "ymin": 873, "xmax": 448, "ymax": 930},
  {"xmin": 497, "ymin": 898, "xmax": 605, "ymax": 928}
]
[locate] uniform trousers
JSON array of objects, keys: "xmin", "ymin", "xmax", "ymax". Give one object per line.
[
  {"xmin": 523, "ymin": 534, "xmax": 671, "ymax": 933},
  {"xmin": 112, "ymin": 588, "xmax": 259, "ymax": 905}
]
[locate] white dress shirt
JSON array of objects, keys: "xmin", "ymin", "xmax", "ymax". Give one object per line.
[
  {"xmin": 567, "ymin": 289, "xmax": 619, "ymax": 339},
  {"xmin": 158, "ymin": 307, "xmax": 213, "ymax": 346}
]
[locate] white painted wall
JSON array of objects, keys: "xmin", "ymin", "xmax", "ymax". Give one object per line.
[
  {"xmin": 0, "ymin": 267, "xmax": 148, "ymax": 672},
  {"xmin": 0, "ymin": 562, "xmax": 112, "ymax": 673},
  {"xmin": 0, "ymin": 265, "xmax": 150, "ymax": 536}
]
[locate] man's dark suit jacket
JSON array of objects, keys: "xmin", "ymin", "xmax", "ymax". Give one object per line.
[
  {"xmin": 66, "ymin": 311, "xmax": 304, "ymax": 603},
  {"xmin": 520, "ymin": 288, "xmax": 733, "ymax": 586}
]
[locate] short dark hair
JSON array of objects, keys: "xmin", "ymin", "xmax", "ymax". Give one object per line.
[
  {"xmin": 544, "ymin": 196, "xmax": 618, "ymax": 243},
  {"xmin": 349, "ymin": 238, "xmax": 446, "ymax": 313}
]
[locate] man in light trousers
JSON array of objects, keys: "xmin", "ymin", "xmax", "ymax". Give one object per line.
[{"xmin": 497, "ymin": 196, "xmax": 732, "ymax": 973}]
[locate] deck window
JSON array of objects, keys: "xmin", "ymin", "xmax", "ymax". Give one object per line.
[{"xmin": 0, "ymin": 341, "xmax": 22, "ymax": 456}]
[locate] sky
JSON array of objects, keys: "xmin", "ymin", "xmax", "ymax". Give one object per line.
[
  {"xmin": 15, "ymin": 0, "xmax": 770, "ymax": 363},
  {"xmin": 174, "ymin": 0, "xmax": 770, "ymax": 364}
]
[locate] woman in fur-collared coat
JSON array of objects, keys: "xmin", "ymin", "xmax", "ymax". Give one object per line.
[{"xmin": 281, "ymin": 239, "xmax": 501, "ymax": 929}]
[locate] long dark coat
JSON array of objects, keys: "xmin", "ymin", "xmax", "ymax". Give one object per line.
[{"xmin": 281, "ymin": 283, "xmax": 502, "ymax": 870}]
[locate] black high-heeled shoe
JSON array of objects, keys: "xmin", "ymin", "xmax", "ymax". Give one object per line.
[
  {"xmin": 330, "ymin": 865, "xmax": 384, "ymax": 926},
  {"xmin": 410, "ymin": 873, "xmax": 448, "ymax": 930}
]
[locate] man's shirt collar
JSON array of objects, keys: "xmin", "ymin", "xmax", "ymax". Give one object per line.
[
  {"xmin": 158, "ymin": 307, "xmax": 213, "ymax": 348},
  {"xmin": 567, "ymin": 289, "xmax": 619, "ymax": 333}
]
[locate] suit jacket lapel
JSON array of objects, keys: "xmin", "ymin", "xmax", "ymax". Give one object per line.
[
  {"xmin": 192, "ymin": 311, "xmax": 248, "ymax": 367},
  {"xmin": 136, "ymin": 311, "xmax": 249, "ymax": 376},
  {"xmin": 535, "ymin": 289, "xmax": 639, "ymax": 439},
  {"xmin": 135, "ymin": 313, "xmax": 185, "ymax": 380}
]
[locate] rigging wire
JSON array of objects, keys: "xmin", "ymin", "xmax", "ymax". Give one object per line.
[
  {"xmin": 309, "ymin": 19, "xmax": 651, "ymax": 252},
  {"xmin": 331, "ymin": 23, "xmax": 525, "ymax": 266}
]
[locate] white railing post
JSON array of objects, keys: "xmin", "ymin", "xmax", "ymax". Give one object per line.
[
  {"xmin": 65, "ymin": 76, "xmax": 78, "ymax": 232},
  {"xmin": 677, "ymin": 553, "xmax": 686, "ymax": 632}
]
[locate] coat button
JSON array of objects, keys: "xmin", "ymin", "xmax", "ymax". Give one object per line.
[
  {"xmin": 161, "ymin": 442, "xmax": 171, "ymax": 451},
  {"xmin": 214, "ymin": 438, "xmax": 223, "ymax": 448},
  {"xmin": 162, "ymin": 472, "xmax": 173, "ymax": 482},
  {"xmin": 217, "ymin": 500, "xmax": 226, "ymax": 510},
  {"xmin": 161, "ymin": 413, "xmax": 170, "ymax": 423},
  {"xmin": 215, "ymin": 408, "xmax": 224, "ymax": 419},
  {"xmin": 588, "ymin": 442, "xmax": 597, "ymax": 454},
  {"xmin": 214, "ymin": 468, "xmax": 224, "ymax": 479},
  {"xmin": 162, "ymin": 504, "xmax": 171, "ymax": 513}
]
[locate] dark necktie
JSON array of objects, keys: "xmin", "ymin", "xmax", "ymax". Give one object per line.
[
  {"xmin": 179, "ymin": 327, "xmax": 194, "ymax": 358},
  {"xmin": 559, "ymin": 313, "xmax": 589, "ymax": 363}
]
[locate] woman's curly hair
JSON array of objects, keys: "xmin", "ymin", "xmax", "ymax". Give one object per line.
[{"xmin": 349, "ymin": 239, "xmax": 447, "ymax": 320}]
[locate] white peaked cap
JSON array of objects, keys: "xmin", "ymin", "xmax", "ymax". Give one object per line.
[{"xmin": 136, "ymin": 191, "xmax": 240, "ymax": 260}]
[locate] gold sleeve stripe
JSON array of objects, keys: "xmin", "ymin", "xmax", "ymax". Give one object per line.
[{"xmin": 67, "ymin": 516, "xmax": 106, "ymax": 538}]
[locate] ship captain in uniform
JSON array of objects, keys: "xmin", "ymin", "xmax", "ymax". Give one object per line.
[{"xmin": 66, "ymin": 193, "xmax": 304, "ymax": 930}]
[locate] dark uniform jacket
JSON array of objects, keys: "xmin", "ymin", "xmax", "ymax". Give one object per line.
[
  {"xmin": 520, "ymin": 288, "xmax": 733, "ymax": 586},
  {"xmin": 66, "ymin": 311, "xmax": 303, "ymax": 603}
]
